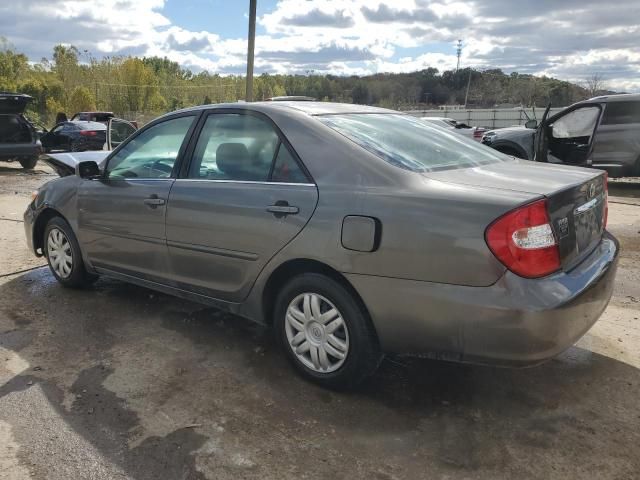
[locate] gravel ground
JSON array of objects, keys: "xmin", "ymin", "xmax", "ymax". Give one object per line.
[{"xmin": 1, "ymin": 161, "xmax": 639, "ymax": 480}]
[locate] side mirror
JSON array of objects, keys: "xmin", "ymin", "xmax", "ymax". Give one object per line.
[
  {"xmin": 525, "ymin": 119, "xmax": 538, "ymax": 129},
  {"xmin": 75, "ymin": 160, "xmax": 100, "ymax": 179}
]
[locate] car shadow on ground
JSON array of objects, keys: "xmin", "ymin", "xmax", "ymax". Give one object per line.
[
  {"xmin": 1, "ymin": 269, "xmax": 639, "ymax": 479},
  {"xmin": 608, "ymin": 178, "xmax": 640, "ymax": 199}
]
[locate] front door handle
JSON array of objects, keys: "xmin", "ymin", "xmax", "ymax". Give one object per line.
[
  {"xmin": 143, "ymin": 195, "xmax": 166, "ymax": 208},
  {"xmin": 267, "ymin": 201, "xmax": 299, "ymax": 217}
]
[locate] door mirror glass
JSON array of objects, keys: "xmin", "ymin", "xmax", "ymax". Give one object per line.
[
  {"xmin": 188, "ymin": 114, "xmax": 279, "ymax": 181},
  {"xmin": 106, "ymin": 115, "xmax": 195, "ymax": 179},
  {"xmin": 76, "ymin": 160, "xmax": 100, "ymax": 179},
  {"xmin": 525, "ymin": 119, "xmax": 537, "ymax": 129}
]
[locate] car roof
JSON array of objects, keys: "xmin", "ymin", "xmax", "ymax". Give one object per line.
[
  {"xmin": 172, "ymin": 101, "xmax": 398, "ymax": 117},
  {"xmin": 67, "ymin": 120, "xmax": 107, "ymax": 129},
  {"xmin": 585, "ymin": 93, "xmax": 640, "ymax": 103},
  {"xmin": 74, "ymin": 111, "xmax": 115, "ymax": 115}
]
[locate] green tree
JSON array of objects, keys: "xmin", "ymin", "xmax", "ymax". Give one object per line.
[{"xmin": 68, "ymin": 86, "xmax": 96, "ymax": 113}]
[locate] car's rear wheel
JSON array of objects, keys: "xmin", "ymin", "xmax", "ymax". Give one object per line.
[
  {"xmin": 44, "ymin": 217, "xmax": 97, "ymax": 288},
  {"xmin": 19, "ymin": 156, "xmax": 38, "ymax": 169},
  {"xmin": 274, "ymin": 273, "xmax": 381, "ymax": 389}
]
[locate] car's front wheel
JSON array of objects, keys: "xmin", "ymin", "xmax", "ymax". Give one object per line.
[
  {"xmin": 44, "ymin": 217, "xmax": 97, "ymax": 288},
  {"xmin": 274, "ymin": 273, "xmax": 381, "ymax": 389}
]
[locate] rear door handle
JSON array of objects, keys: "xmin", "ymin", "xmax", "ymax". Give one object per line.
[
  {"xmin": 143, "ymin": 195, "xmax": 166, "ymax": 208},
  {"xmin": 267, "ymin": 202, "xmax": 299, "ymax": 217}
]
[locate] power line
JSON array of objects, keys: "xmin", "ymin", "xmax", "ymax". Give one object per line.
[{"xmin": 95, "ymin": 82, "xmax": 241, "ymax": 88}]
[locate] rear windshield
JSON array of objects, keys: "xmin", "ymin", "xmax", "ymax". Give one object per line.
[{"xmin": 317, "ymin": 113, "xmax": 507, "ymax": 172}]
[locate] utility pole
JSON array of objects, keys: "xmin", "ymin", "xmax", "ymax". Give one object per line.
[
  {"xmin": 245, "ymin": 0, "xmax": 257, "ymax": 102},
  {"xmin": 455, "ymin": 39, "xmax": 462, "ymax": 73},
  {"xmin": 464, "ymin": 70, "xmax": 472, "ymax": 107}
]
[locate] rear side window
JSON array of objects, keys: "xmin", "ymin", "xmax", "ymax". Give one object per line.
[
  {"xmin": 188, "ymin": 113, "xmax": 308, "ymax": 183},
  {"xmin": 318, "ymin": 113, "xmax": 506, "ymax": 172},
  {"xmin": 271, "ymin": 144, "xmax": 309, "ymax": 183},
  {"xmin": 601, "ymin": 102, "xmax": 640, "ymax": 125}
]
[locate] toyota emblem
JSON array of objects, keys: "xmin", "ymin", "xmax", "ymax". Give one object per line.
[{"xmin": 588, "ymin": 183, "xmax": 596, "ymax": 199}]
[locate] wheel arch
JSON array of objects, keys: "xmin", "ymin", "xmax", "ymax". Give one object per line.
[
  {"xmin": 33, "ymin": 207, "xmax": 68, "ymax": 256},
  {"xmin": 492, "ymin": 141, "xmax": 529, "ymax": 160},
  {"xmin": 261, "ymin": 258, "xmax": 378, "ymax": 341}
]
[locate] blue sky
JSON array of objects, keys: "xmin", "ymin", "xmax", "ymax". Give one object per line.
[{"xmin": 1, "ymin": 0, "xmax": 639, "ymax": 91}]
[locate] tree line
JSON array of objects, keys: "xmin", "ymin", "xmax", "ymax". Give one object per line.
[{"xmin": 0, "ymin": 39, "xmax": 602, "ymax": 127}]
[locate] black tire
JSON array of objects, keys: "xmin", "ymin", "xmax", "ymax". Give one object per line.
[
  {"xmin": 19, "ymin": 156, "xmax": 38, "ymax": 169},
  {"xmin": 274, "ymin": 273, "xmax": 381, "ymax": 389},
  {"xmin": 43, "ymin": 216, "xmax": 98, "ymax": 288}
]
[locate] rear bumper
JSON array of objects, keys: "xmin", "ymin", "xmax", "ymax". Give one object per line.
[{"xmin": 347, "ymin": 231, "xmax": 619, "ymax": 366}]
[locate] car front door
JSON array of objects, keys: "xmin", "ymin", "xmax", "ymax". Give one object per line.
[
  {"xmin": 76, "ymin": 113, "xmax": 198, "ymax": 282},
  {"xmin": 165, "ymin": 111, "xmax": 318, "ymax": 302},
  {"xmin": 535, "ymin": 104, "xmax": 602, "ymax": 166}
]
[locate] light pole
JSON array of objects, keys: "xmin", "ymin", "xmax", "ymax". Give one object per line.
[{"xmin": 245, "ymin": 0, "xmax": 257, "ymax": 102}]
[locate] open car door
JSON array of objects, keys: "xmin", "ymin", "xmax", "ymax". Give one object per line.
[
  {"xmin": 533, "ymin": 104, "xmax": 551, "ymax": 162},
  {"xmin": 534, "ymin": 103, "xmax": 602, "ymax": 167},
  {"xmin": 106, "ymin": 118, "xmax": 137, "ymax": 150}
]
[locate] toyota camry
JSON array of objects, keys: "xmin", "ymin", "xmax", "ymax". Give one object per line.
[{"xmin": 25, "ymin": 102, "xmax": 619, "ymax": 389}]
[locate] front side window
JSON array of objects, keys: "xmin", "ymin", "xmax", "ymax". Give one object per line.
[
  {"xmin": 551, "ymin": 106, "xmax": 600, "ymax": 139},
  {"xmin": 188, "ymin": 113, "xmax": 279, "ymax": 181},
  {"xmin": 318, "ymin": 114, "xmax": 506, "ymax": 172},
  {"xmin": 107, "ymin": 115, "xmax": 194, "ymax": 179}
]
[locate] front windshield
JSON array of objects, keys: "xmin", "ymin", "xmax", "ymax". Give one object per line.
[{"xmin": 318, "ymin": 113, "xmax": 508, "ymax": 172}]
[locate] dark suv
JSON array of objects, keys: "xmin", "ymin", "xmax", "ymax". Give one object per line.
[
  {"xmin": 0, "ymin": 93, "xmax": 42, "ymax": 169},
  {"xmin": 482, "ymin": 93, "xmax": 640, "ymax": 177}
]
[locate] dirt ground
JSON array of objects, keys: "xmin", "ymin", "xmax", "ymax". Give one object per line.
[{"xmin": 0, "ymin": 161, "xmax": 639, "ymax": 480}]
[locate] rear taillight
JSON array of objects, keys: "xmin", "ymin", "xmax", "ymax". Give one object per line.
[
  {"xmin": 473, "ymin": 128, "xmax": 486, "ymax": 141},
  {"xmin": 603, "ymin": 172, "xmax": 608, "ymax": 228},
  {"xmin": 485, "ymin": 199, "xmax": 560, "ymax": 278},
  {"xmin": 80, "ymin": 130, "xmax": 98, "ymax": 137}
]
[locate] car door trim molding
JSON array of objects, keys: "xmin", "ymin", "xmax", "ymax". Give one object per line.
[
  {"xmin": 82, "ymin": 227, "xmax": 167, "ymax": 246},
  {"xmin": 167, "ymin": 239, "xmax": 259, "ymax": 261},
  {"xmin": 173, "ymin": 178, "xmax": 315, "ymax": 187}
]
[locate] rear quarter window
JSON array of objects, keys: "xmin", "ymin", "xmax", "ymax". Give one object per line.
[{"xmin": 601, "ymin": 102, "xmax": 640, "ymax": 125}]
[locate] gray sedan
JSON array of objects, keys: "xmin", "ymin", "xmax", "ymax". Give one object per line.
[{"xmin": 24, "ymin": 102, "xmax": 618, "ymax": 389}]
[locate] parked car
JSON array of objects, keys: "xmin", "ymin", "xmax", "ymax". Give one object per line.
[
  {"xmin": 482, "ymin": 93, "xmax": 640, "ymax": 177},
  {"xmin": 26, "ymin": 102, "xmax": 618, "ymax": 389},
  {"xmin": 0, "ymin": 93, "xmax": 42, "ymax": 169},
  {"xmin": 421, "ymin": 117, "xmax": 487, "ymax": 142},
  {"xmin": 41, "ymin": 118, "xmax": 137, "ymax": 153}
]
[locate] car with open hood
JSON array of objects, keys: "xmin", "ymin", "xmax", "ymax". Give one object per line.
[
  {"xmin": 482, "ymin": 93, "xmax": 640, "ymax": 177},
  {"xmin": 0, "ymin": 93, "xmax": 42, "ymax": 169},
  {"xmin": 25, "ymin": 102, "xmax": 618, "ymax": 389}
]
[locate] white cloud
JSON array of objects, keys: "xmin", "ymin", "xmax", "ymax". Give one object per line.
[{"xmin": 1, "ymin": 0, "xmax": 639, "ymax": 91}]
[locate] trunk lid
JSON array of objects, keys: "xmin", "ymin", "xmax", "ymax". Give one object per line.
[
  {"xmin": 0, "ymin": 93, "xmax": 32, "ymax": 114},
  {"xmin": 425, "ymin": 159, "xmax": 607, "ymax": 271}
]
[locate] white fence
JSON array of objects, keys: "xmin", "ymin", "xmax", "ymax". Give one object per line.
[{"xmin": 403, "ymin": 107, "xmax": 565, "ymax": 129}]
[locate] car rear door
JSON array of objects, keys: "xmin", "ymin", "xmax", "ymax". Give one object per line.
[
  {"xmin": 76, "ymin": 113, "xmax": 198, "ymax": 282},
  {"xmin": 165, "ymin": 110, "xmax": 318, "ymax": 302}
]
